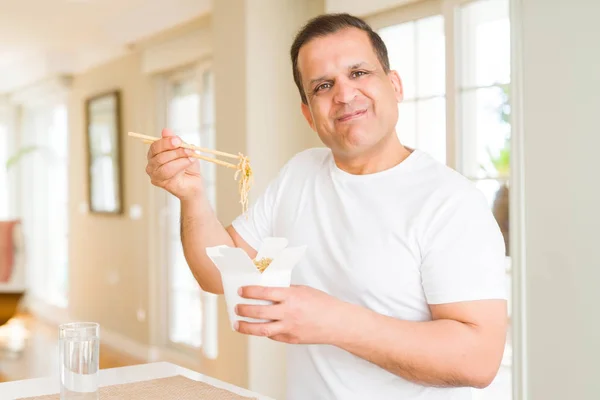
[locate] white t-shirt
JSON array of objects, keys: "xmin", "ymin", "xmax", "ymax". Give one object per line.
[{"xmin": 232, "ymin": 148, "xmax": 507, "ymax": 400}]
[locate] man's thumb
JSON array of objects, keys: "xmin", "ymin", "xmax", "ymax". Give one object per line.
[{"xmin": 161, "ymin": 128, "xmax": 175, "ymax": 138}]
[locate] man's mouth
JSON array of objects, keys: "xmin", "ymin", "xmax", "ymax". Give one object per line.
[{"xmin": 337, "ymin": 109, "xmax": 367, "ymax": 122}]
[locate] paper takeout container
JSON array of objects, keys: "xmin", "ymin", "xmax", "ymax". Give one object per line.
[{"xmin": 206, "ymin": 237, "xmax": 306, "ymax": 330}]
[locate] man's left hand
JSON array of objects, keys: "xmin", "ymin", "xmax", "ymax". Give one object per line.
[{"xmin": 235, "ymin": 285, "xmax": 347, "ymax": 345}]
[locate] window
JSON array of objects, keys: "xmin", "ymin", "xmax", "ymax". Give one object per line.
[
  {"xmin": 372, "ymin": 1, "xmax": 512, "ymax": 398},
  {"xmin": 163, "ymin": 66, "xmax": 216, "ymax": 350},
  {"xmin": 457, "ymin": 4, "xmax": 513, "ymax": 396},
  {"xmin": 379, "ymin": 15, "xmax": 447, "ymax": 164},
  {"xmin": 19, "ymin": 103, "xmax": 69, "ymax": 308},
  {"xmin": 0, "ymin": 122, "xmax": 8, "ymax": 219},
  {"xmin": 46, "ymin": 105, "xmax": 69, "ymax": 307},
  {"xmin": 458, "ymin": 0, "xmax": 511, "ymax": 251}
]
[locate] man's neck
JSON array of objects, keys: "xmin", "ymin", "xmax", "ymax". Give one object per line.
[{"xmin": 334, "ymin": 134, "xmax": 412, "ymax": 175}]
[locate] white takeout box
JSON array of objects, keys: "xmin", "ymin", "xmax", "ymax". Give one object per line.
[{"xmin": 206, "ymin": 237, "xmax": 306, "ymax": 330}]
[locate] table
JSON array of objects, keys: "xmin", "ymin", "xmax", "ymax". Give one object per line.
[{"xmin": 0, "ymin": 362, "xmax": 274, "ymax": 400}]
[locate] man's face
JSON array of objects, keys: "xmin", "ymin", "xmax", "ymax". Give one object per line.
[{"xmin": 298, "ymin": 28, "xmax": 403, "ymax": 158}]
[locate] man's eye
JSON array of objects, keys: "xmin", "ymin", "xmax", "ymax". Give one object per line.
[
  {"xmin": 351, "ymin": 71, "xmax": 367, "ymax": 78},
  {"xmin": 315, "ymin": 83, "xmax": 332, "ymax": 92}
]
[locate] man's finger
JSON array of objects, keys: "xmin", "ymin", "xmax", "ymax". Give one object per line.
[
  {"xmin": 239, "ymin": 286, "xmax": 288, "ymax": 302},
  {"xmin": 152, "ymin": 157, "xmax": 194, "ymax": 183},
  {"xmin": 149, "ymin": 148, "xmax": 193, "ymax": 171},
  {"xmin": 161, "ymin": 128, "xmax": 175, "ymax": 137},
  {"xmin": 235, "ymin": 303, "xmax": 284, "ymax": 320},
  {"xmin": 147, "ymin": 135, "xmax": 183, "ymax": 160},
  {"xmin": 235, "ymin": 321, "xmax": 285, "ymax": 338}
]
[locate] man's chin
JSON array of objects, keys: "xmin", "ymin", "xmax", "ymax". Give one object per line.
[{"xmin": 331, "ymin": 142, "xmax": 378, "ymax": 158}]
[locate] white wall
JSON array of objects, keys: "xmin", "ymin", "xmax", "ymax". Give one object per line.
[{"xmin": 520, "ymin": 0, "xmax": 600, "ymax": 398}]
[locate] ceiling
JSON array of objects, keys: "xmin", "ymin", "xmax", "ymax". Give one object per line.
[
  {"xmin": 0, "ymin": 0, "xmax": 413, "ymax": 94},
  {"xmin": 0, "ymin": 0, "xmax": 211, "ymax": 93}
]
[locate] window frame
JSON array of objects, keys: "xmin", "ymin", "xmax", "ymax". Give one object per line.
[
  {"xmin": 367, "ymin": 0, "xmax": 484, "ymax": 171},
  {"xmin": 17, "ymin": 100, "xmax": 70, "ymax": 308},
  {"xmin": 367, "ymin": 1, "xmax": 520, "ymax": 398}
]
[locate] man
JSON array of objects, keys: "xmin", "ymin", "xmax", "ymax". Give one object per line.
[{"xmin": 145, "ymin": 13, "xmax": 507, "ymax": 400}]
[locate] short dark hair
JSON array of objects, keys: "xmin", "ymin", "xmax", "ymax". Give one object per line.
[{"xmin": 290, "ymin": 13, "xmax": 391, "ymax": 104}]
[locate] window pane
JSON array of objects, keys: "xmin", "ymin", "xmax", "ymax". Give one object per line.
[
  {"xmin": 397, "ymin": 101, "xmax": 416, "ymax": 150},
  {"xmin": 417, "ymin": 97, "xmax": 446, "ymax": 164},
  {"xmin": 200, "ymin": 70, "xmax": 217, "ymax": 210},
  {"xmin": 416, "ymin": 15, "xmax": 445, "ymax": 98},
  {"xmin": 167, "ymin": 194, "xmax": 181, "ymax": 240},
  {"xmin": 379, "ymin": 15, "xmax": 447, "ymax": 164},
  {"xmin": 0, "ymin": 123, "xmax": 8, "ymax": 219},
  {"xmin": 169, "ymin": 290, "xmax": 202, "ymax": 347},
  {"xmin": 459, "ymin": 4, "xmax": 511, "ymax": 396},
  {"xmin": 460, "ymin": 0, "xmax": 510, "ymax": 88},
  {"xmin": 172, "ymin": 79, "xmax": 196, "ymax": 98},
  {"xmin": 460, "ymin": 86, "xmax": 510, "ymax": 178},
  {"xmin": 19, "ymin": 104, "xmax": 69, "ymax": 306},
  {"xmin": 379, "ymin": 22, "xmax": 416, "ymax": 99},
  {"xmin": 47, "ymin": 105, "xmax": 69, "ymax": 307},
  {"xmin": 169, "ymin": 239, "xmax": 198, "ymax": 290},
  {"xmin": 170, "ymin": 97, "xmax": 201, "ymax": 135},
  {"xmin": 166, "ymin": 74, "xmax": 206, "ymax": 349},
  {"xmin": 397, "ymin": 98, "xmax": 447, "ymax": 164},
  {"xmin": 202, "ymin": 70, "xmax": 215, "ymax": 126}
]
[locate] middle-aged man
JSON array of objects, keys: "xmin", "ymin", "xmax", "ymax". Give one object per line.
[{"xmin": 145, "ymin": 13, "xmax": 507, "ymax": 400}]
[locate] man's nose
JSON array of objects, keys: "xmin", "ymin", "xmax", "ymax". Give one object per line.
[{"xmin": 333, "ymin": 78, "xmax": 358, "ymax": 104}]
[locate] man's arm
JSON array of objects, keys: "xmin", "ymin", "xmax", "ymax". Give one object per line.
[
  {"xmin": 334, "ymin": 298, "xmax": 507, "ymax": 388},
  {"xmin": 180, "ymin": 197, "xmax": 256, "ymax": 294},
  {"xmin": 236, "ymin": 286, "xmax": 507, "ymax": 389},
  {"xmin": 145, "ymin": 128, "xmax": 256, "ymax": 294}
]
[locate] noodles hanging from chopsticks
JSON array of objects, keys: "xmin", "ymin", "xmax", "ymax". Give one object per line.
[
  {"xmin": 235, "ymin": 153, "xmax": 253, "ymax": 218},
  {"xmin": 128, "ymin": 131, "xmax": 253, "ymax": 218}
]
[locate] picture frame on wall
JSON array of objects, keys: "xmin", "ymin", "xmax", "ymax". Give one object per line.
[{"xmin": 85, "ymin": 90, "xmax": 123, "ymax": 215}]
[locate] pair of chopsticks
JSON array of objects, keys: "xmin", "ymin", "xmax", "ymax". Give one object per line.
[{"xmin": 128, "ymin": 132, "xmax": 239, "ymax": 169}]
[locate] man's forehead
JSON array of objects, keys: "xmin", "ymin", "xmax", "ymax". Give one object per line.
[{"xmin": 298, "ymin": 28, "xmax": 379, "ymax": 78}]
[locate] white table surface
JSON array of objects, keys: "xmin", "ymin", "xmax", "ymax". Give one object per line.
[{"xmin": 0, "ymin": 362, "xmax": 274, "ymax": 400}]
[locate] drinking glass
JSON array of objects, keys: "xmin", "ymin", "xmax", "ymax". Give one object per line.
[{"xmin": 59, "ymin": 322, "xmax": 100, "ymax": 400}]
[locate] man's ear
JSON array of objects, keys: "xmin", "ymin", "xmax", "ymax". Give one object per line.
[
  {"xmin": 389, "ymin": 70, "xmax": 404, "ymax": 103},
  {"xmin": 301, "ymin": 102, "xmax": 316, "ymax": 131}
]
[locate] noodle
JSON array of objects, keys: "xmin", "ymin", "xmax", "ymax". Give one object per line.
[
  {"xmin": 234, "ymin": 153, "xmax": 253, "ymax": 217},
  {"xmin": 253, "ymin": 257, "xmax": 273, "ymax": 273},
  {"xmin": 129, "ymin": 132, "xmax": 253, "ymax": 215}
]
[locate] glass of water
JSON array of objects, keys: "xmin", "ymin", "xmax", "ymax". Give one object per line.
[{"xmin": 59, "ymin": 322, "xmax": 100, "ymax": 400}]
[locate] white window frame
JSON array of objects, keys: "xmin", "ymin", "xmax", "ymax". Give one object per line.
[
  {"xmin": 367, "ymin": 2, "xmax": 526, "ymax": 399},
  {"xmin": 149, "ymin": 61, "xmax": 218, "ymax": 365},
  {"xmin": 368, "ymin": 0, "xmax": 487, "ymax": 171}
]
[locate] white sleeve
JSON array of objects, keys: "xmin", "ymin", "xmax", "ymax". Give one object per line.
[
  {"xmin": 230, "ymin": 169, "xmax": 285, "ymax": 252},
  {"xmin": 420, "ymin": 188, "xmax": 508, "ymax": 305}
]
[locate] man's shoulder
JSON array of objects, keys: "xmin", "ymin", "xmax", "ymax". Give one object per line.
[
  {"xmin": 280, "ymin": 147, "xmax": 331, "ymax": 175},
  {"xmin": 412, "ymin": 150, "xmax": 485, "ymax": 204}
]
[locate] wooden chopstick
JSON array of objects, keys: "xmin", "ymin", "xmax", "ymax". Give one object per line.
[
  {"xmin": 191, "ymin": 153, "xmax": 237, "ymax": 169},
  {"xmin": 128, "ymin": 132, "xmax": 241, "ymax": 160},
  {"xmin": 139, "ymin": 138, "xmax": 237, "ymax": 169}
]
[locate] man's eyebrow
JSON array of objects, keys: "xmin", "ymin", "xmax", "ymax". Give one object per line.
[
  {"xmin": 348, "ymin": 62, "xmax": 367, "ymax": 70},
  {"xmin": 309, "ymin": 75, "xmax": 328, "ymax": 86},
  {"xmin": 308, "ymin": 63, "xmax": 370, "ymax": 87}
]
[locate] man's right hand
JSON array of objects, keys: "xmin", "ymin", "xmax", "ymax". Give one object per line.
[{"xmin": 145, "ymin": 128, "xmax": 203, "ymax": 201}]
